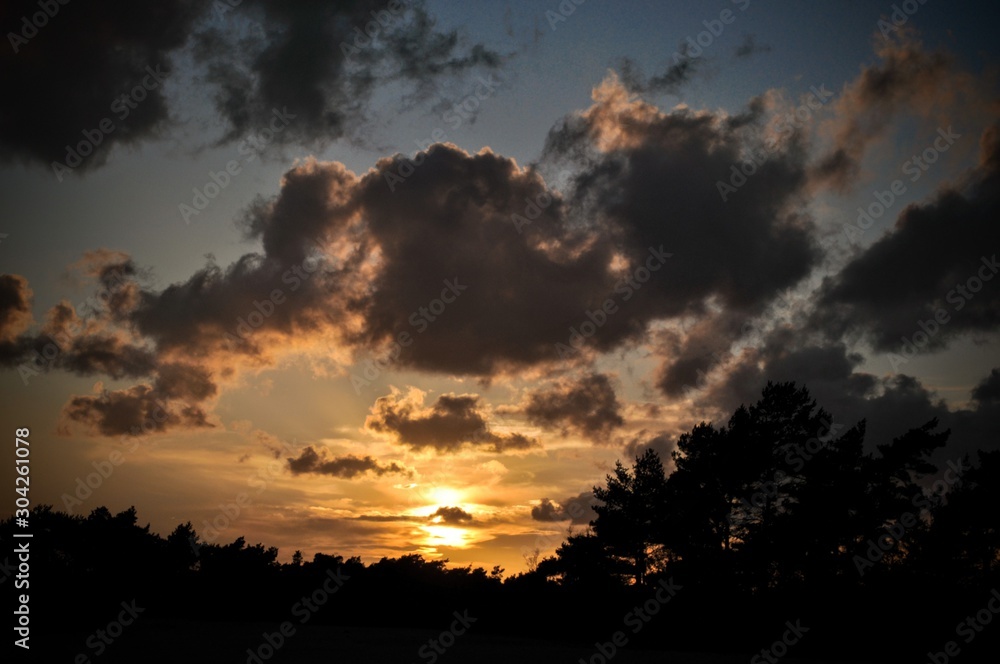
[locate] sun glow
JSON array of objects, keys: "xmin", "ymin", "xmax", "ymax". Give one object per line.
[
  {"xmin": 428, "ymin": 487, "xmax": 464, "ymax": 505},
  {"xmin": 422, "ymin": 524, "xmax": 473, "ymax": 548}
]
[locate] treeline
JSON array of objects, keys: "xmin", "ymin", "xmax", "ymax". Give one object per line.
[{"xmin": 3, "ymin": 382, "xmax": 998, "ymax": 661}]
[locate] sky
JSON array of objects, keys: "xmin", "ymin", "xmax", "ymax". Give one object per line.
[{"xmin": 1, "ymin": 0, "xmax": 999, "ymax": 575}]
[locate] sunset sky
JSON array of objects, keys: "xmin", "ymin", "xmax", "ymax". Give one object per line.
[{"xmin": 2, "ymin": 0, "xmax": 999, "ymax": 575}]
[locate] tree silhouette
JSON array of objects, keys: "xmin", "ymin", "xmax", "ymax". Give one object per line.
[{"xmin": 592, "ymin": 448, "xmax": 669, "ymax": 585}]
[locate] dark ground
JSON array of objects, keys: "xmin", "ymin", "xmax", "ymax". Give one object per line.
[{"xmin": 49, "ymin": 621, "xmax": 888, "ymax": 664}]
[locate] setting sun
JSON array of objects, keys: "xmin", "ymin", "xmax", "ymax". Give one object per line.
[{"xmin": 422, "ymin": 524, "xmax": 473, "ymax": 549}]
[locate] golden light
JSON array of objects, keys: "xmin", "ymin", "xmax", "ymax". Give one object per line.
[
  {"xmin": 422, "ymin": 524, "xmax": 473, "ymax": 549},
  {"xmin": 427, "ymin": 486, "xmax": 464, "ymax": 505}
]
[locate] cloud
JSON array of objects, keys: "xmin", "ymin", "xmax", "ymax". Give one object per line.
[
  {"xmin": 530, "ymin": 498, "xmax": 563, "ymax": 522},
  {"xmin": 354, "ymin": 506, "xmax": 475, "ymax": 525},
  {"xmin": 616, "ymin": 46, "xmax": 703, "ymax": 96},
  {"xmin": 429, "ymin": 506, "xmax": 473, "ymax": 524},
  {"xmin": 192, "ymin": 0, "xmax": 502, "ymax": 148},
  {"xmin": 21, "ymin": 38, "xmax": 995, "ymax": 435},
  {"xmin": 971, "ymin": 368, "xmax": 1000, "ymax": 405},
  {"xmin": 541, "ymin": 73, "xmax": 821, "ymax": 394},
  {"xmin": 0, "ymin": 274, "xmax": 33, "ymax": 342},
  {"xmin": 1, "ymin": 0, "xmax": 501, "ymax": 172},
  {"xmin": 523, "ymin": 372, "xmax": 624, "ymax": 442},
  {"xmin": 692, "ymin": 326, "xmax": 1000, "ymax": 459},
  {"xmin": 530, "ymin": 491, "xmax": 596, "ymax": 525},
  {"xmin": 365, "ymin": 388, "xmax": 538, "ymax": 454},
  {"xmin": 623, "ymin": 430, "xmax": 675, "ymax": 464},
  {"xmin": 0, "ymin": 0, "xmax": 207, "ymax": 172},
  {"xmin": 60, "ymin": 384, "xmax": 213, "ymax": 437},
  {"xmin": 17, "ymin": 62, "xmax": 823, "ymax": 390},
  {"xmin": 811, "ymin": 32, "xmax": 966, "ymax": 191},
  {"xmin": 811, "ymin": 122, "xmax": 1000, "ymax": 353},
  {"xmin": 286, "ymin": 446, "xmax": 411, "ymax": 479},
  {"xmin": 0, "ymin": 274, "xmax": 34, "ymax": 370},
  {"xmin": 0, "ymin": 256, "xmax": 220, "ymax": 437}
]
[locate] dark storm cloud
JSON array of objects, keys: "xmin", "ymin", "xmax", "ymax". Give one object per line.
[
  {"xmin": 523, "ymin": 372, "xmax": 624, "ymax": 442},
  {"xmin": 543, "ymin": 78, "xmax": 819, "ymax": 316},
  {"xmin": 0, "ymin": 274, "xmax": 34, "ymax": 365},
  {"xmin": 698, "ymin": 329, "xmax": 1000, "ymax": 458},
  {"xmin": 703, "ymin": 332, "xmax": 880, "ymax": 423},
  {"xmin": 811, "ymin": 34, "xmax": 956, "ymax": 191},
  {"xmin": 1, "ymin": 252, "xmax": 171, "ymax": 385},
  {"xmin": 623, "ymin": 430, "xmax": 675, "ymax": 464},
  {"xmin": 130, "ymin": 242, "xmax": 339, "ymax": 362},
  {"xmin": 0, "ymin": 0, "xmax": 208, "ymax": 172},
  {"xmin": 811, "ymin": 123, "xmax": 1000, "ymax": 353},
  {"xmin": 530, "ymin": 491, "xmax": 596, "ymax": 526},
  {"xmin": 971, "ymin": 369, "xmax": 1000, "ymax": 405},
  {"xmin": 61, "ymin": 384, "xmax": 213, "ymax": 437},
  {"xmin": 539, "ymin": 77, "xmax": 820, "ymax": 394},
  {"xmin": 311, "ymin": 75, "xmax": 815, "ymax": 381},
  {"xmin": 430, "ymin": 506, "xmax": 473, "ymax": 524},
  {"xmin": 93, "ymin": 64, "xmax": 823, "ymax": 383},
  {"xmin": 0, "ymin": 260, "xmax": 221, "ymax": 436},
  {"xmin": 154, "ymin": 363, "xmax": 218, "ymax": 401},
  {"xmin": 344, "ymin": 145, "xmax": 623, "ymax": 375},
  {"xmin": 0, "ymin": 274, "xmax": 32, "ymax": 342},
  {"xmin": 530, "ymin": 498, "xmax": 562, "ymax": 522},
  {"xmin": 653, "ymin": 309, "xmax": 757, "ymax": 396},
  {"xmin": 106, "ymin": 156, "xmax": 382, "ymax": 374},
  {"xmin": 354, "ymin": 506, "xmax": 475, "ymax": 524},
  {"xmin": 949, "ymin": 370, "xmax": 1000, "ymax": 459},
  {"xmin": 6, "ymin": 66, "xmax": 828, "ymax": 422},
  {"xmin": 25, "ymin": 35, "xmax": 990, "ymax": 435},
  {"xmin": 287, "ymin": 445, "xmax": 410, "ymax": 479},
  {"xmin": 1, "ymin": 0, "xmax": 500, "ymax": 171},
  {"xmin": 365, "ymin": 390, "xmax": 538, "ymax": 454},
  {"xmin": 193, "ymin": 0, "xmax": 502, "ymax": 148}
]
